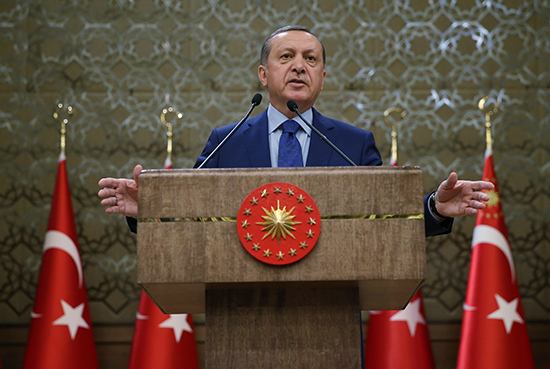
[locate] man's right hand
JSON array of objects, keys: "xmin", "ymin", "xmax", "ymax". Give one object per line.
[{"xmin": 98, "ymin": 165, "xmax": 142, "ymax": 217}]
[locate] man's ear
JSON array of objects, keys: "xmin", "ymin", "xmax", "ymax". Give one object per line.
[{"xmin": 258, "ymin": 65, "xmax": 268, "ymax": 87}]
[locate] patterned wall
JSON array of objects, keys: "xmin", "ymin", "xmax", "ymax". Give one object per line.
[{"xmin": 0, "ymin": 0, "xmax": 549, "ymax": 327}]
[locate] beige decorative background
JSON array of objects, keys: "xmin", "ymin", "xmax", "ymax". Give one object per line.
[{"xmin": 0, "ymin": 0, "xmax": 549, "ymax": 368}]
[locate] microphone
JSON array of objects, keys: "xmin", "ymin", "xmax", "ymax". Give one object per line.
[
  {"xmin": 287, "ymin": 100, "xmax": 357, "ymax": 167},
  {"xmin": 197, "ymin": 93, "xmax": 262, "ymax": 169}
]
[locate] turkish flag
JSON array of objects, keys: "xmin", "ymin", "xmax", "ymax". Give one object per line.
[
  {"xmin": 364, "ymin": 156, "xmax": 435, "ymax": 368},
  {"xmin": 364, "ymin": 290, "xmax": 435, "ymax": 368},
  {"xmin": 127, "ymin": 158, "xmax": 199, "ymax": 369},
  {"xmin": 456, "ymin": 148, "xmax": 535, "ymax": 368},
  {"xmin": 23, "ymin": 155, "xmax": 99, "ymax": 368},
  {"xmin": 164, "ymin": 152, "xmax": 173, "ymax": 170},
  {"xmin": 127, "ymin": 292, "xmax": 199, "ymax": 369}
]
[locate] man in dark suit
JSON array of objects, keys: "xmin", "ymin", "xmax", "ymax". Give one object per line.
[{"xmin": 99, "ymin": 25, "xmax": 493, "ymax": 235}]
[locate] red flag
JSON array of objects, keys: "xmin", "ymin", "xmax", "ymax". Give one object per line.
[
  {"xmin": 127, "ymin": 292, "xmax": 199, "ymax": 369},
  {"xmin": 364, "ymin": 290, "xmax": 435, "ymax": 369},
  {"xmin": 127, "ymin": 156, "xmax": 199, "ymax": 369},
  {"xmin": 364, "ymin": 158, "xmax": 435, "ymax": 369},
  {"xmin": 164, "ymin": 151, "xmax": 173, "ymax": 169},
  {"xmin": 457, "ymin": 147, "xmax": 535, "ymax": 368},
  {"xmin": 23, "ymin": 155, "xmax": 99, "ymax": 368}
]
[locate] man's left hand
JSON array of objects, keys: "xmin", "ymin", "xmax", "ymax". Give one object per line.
[{"xmin": 435, "ymin": 172, "xmax": 495, "ymax": 218}]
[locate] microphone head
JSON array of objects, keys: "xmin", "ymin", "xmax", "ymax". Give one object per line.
[
  {"xmin": 287, "ymin": 100, "xmax": 298, "ymax": 112},
  {"xmin": 252, "ymin": 93, "xmax": 262, "ymax": 106}
]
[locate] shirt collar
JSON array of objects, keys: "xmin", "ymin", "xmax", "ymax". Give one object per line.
[{"xmin": 267, "ymin": 104, "xmax": 313, "ymax": 136}]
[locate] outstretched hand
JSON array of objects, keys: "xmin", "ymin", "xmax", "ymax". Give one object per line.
[
  {"xmin": 98, "ymin": 165, "xmax": 142, "ymax": 217},
  {"xmin": 434, "ymin": 172, "xmax": 495, "ymax": 218}
]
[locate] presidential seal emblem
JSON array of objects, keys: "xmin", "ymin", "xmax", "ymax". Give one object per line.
[{"xmin": 236, "ymin": 182, "xmax": 321, "ymax": 265}]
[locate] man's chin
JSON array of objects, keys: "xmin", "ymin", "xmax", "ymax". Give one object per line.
[{"xmin": 283, "ymin": 94, "xmax": 313, "ymax": 109}]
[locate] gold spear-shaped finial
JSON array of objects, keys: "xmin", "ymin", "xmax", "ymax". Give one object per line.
[
  {"xmin": 478, "ymin": 96, "xmax": 500, "ymax": 151},
  {"xmin": 383, "ymin": 107, "xmax": 407, "ymax": 165},
  {"xmin": 160, "ymin": 101, "xmax": 184, "ymax": 167},
  {"xmin": 52, "ymin": 102, "xmax": 74, "ymax": 157}
]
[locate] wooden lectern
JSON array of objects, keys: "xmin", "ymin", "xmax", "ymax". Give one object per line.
[{"xmin": 137, "ymin": 166, "xmax": 425, "ymax": 369}]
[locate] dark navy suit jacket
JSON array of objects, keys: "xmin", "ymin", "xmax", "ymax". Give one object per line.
[
  {"xmin": 128, "ymin": 108, "xmax": 452, "ymax": 236},
  {"xmin": 194, "ymin": 108, "xmax": 383, "ymax": 168},
  {"xmin": 193, "ymin": 108, "xmax": 452, "ymax": 237}
]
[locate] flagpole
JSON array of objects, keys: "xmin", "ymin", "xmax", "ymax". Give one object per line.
[
  {"xmin": 160, "ymin": 103, "xmax": 183, "ymax": 168},
  {"xmin": 457, "ymin": 98, "xmax": 535, "ymax": 369},
  {"xmin": 127, "ymin": 98, "xmax": 200, "ymax": 369},
  {"xmin": 383, "ymin": 107, "xmax": 407, "ymax": 165},
  {"xmin": 477, "ymin": 96, "xmax": 499, "ymax": 152},
  {"xmin": 52, "ymin": 102, "xmax": 74, "ymax": 158},
  {"xmin": 24, "ymin": 102, "xmax": 99, "ymax": 369},
  {"xmin": 364, "ymin": 106, "xmax": 435, "ymax": 369}
]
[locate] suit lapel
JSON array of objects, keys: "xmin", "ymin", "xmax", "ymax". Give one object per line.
[
  {"xmin": 306, "ymin": 109, "xmax": 336, "ymax": 166},
  {"xmin": 243, "ymin": 109, "xmax": 271, "ymax": 167}
]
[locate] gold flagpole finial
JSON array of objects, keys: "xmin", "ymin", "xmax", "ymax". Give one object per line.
[
  {"xmin": 160, "ymin": 106, "xmax": 184, "ymax": 157},
  {"xmin": 53, "ymin": 102, "xmax": 74, "ymax": 157},
  {"xmin": 478, "ymin": 96, "xmax": 499, "ymax": 151},
  {"xmin": 383, "ymin": 107, "xmax": 407, "ymax": 165}
]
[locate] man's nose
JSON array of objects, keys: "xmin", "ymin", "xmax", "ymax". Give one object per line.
[{"xmin": 292, "ymin": 56, "xmax": 306, "ymax": 73}]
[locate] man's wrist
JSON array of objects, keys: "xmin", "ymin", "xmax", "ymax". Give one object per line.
[{"xmin": 429, "ymin": 192, "xmax": 447, "ymax": 221}]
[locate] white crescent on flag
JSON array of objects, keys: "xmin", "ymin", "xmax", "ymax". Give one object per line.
[
  {"xmin": 471, "ymin": 224, "xmax": 515, "ymax": 282},
  {"xmin": 43, "ymin": 230, "xmax": 84, "ymax": 288},
  {"xmin": 136, "ymin": 312, "xmax": 149, "ymax": 320}
]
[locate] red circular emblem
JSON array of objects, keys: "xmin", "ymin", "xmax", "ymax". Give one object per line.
[{"xmin": 236, "ymin": 182, "xmax": 321, "ymax": 265}]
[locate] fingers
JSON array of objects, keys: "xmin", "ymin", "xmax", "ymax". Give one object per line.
[
  {"xmin": 476, "ymin": 191, "xmax": 490, "ymax": 202},
  {"xmin": 134, "ymin": 165, "xmax": 143, "ymax": 183},
  {"xmin": 100, "ymin": 195, "xmax": 121, "ymax": 214},
  {"xmin": 100, "ymin": 196, "xmax": 117, "ymax": 207},
  {"xmin": 440, "ymin": 172, "xmax": 458, "ymax": 190},
  {"xmin": 98, "ymin": 187, "xmax": 115, "ymax": 199},
  {"xmin": 98, "ymin": 177, "xmax": 119, "ymax": 188},
  {"xmin": 471, "ymin": 180, "xmax": 495, "ymax": 191},
  {"xmin": 469, "ymin": 198, "xmax": 487, "ymax": 210},
  {"xmin": 464, "ymin": 207, "xmax": 479, "ymax": 216}
]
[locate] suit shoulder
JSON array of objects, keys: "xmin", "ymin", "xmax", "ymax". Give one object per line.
[
  {"xmin": 317, "ymin": 113, "xmax": 374, "ymax": 138},
  {"xmin": 211, "ymin": 110, "xmax": 266, "ymax": 136}
]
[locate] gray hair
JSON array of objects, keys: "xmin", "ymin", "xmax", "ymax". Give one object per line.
[{"xmin": 260, "ymin": 25, "xmax": 326, "ymax": 66}]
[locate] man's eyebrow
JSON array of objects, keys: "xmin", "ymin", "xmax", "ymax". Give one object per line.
[
  {"xmin": 276, "ymin": 46, "xmax": 320, "ymax": 55},
  {"xmin": 276, "ymin": 46, "xmax": 296, "ymax": 54},
  {"xmin": 302, "ymin": 48, "xmax": 320, "ymax": 55}
]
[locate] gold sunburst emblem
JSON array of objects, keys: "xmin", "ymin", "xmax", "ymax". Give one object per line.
[
  {"xmin": 485, "ymin": 189, "xmax": 500, "ymax": 208},
  {"xmin": 256, "ymin": 200, "xmax": 301, "ymax": 242},
  {"xmin": 237, "ymin": 182, "xmax": 321, "ymax": 266}
]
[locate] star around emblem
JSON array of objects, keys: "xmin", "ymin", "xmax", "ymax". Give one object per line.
[{"xmin": 237, "ymin": 182, "xmax": 321, "ymax": 266}]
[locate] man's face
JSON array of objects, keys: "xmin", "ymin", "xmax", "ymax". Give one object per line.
[{"xmin": 258, "ymin": 31, "xmax": 326, "ymax": 116}]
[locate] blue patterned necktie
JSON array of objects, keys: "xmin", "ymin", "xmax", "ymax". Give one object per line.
[{"xmin": 278, "ymin": 120, "xmax": 303, "ymax": 167}]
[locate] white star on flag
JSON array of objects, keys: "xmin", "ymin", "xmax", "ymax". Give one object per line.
[
  {"xmin": 158, "ymin": 314, "xmax": 193, "ymax": 342},
  {"xmin": 487, "ymin": 294, "xmax": 524, "ymax": 334},
  {"xmin": 52, "ymin": 299, "xmax": 90, "ymax": 340},
  {"xmin": 389, "ymin": 298, "xmax": 426, "ymax": 337}
]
